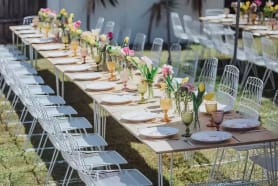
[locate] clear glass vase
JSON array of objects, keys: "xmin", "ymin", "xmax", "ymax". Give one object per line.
[
  {"xmin": 193, "ymin": 109, "xmax": 200, "ymax": 133},
  {"xmin": 147, "ymin": 81, "xmax": 154, "ymax": 99}
]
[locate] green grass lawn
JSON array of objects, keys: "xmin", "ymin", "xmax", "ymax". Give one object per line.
[{"xmin": 0, "ymin": 46, "xmax": 276, "ymax": 186}]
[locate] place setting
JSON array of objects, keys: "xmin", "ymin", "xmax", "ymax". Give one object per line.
[{"xmin": 36, "ymin": 44, "xmax": 63, "ymax": 51}]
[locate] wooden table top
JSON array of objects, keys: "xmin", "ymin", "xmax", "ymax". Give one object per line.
[{"xmin": 10, "ymin": 25, "xmax": 278, "ymax": 154}]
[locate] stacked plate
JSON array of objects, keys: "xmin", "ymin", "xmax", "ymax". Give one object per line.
[
  {"xmin": 121, "ymin": 111, "xmax": 157, "ymax": 123},
  {"xmin": 46, "ymin": 51, "xmax": 71, "ymax": 58},
  {"xmin": 139, "ymin": 126, "xmax": 179, "ymax": 139},
  {"xmin": 64, "ymin": 64, "xmax": 92, "ymax": 72},
  {"xmin": 18, "ymin": 30, "xmax": 37, "ymax": 34},
  {"xmin": 37, "ymin": 44, "xmax": 62, "ymax": 51},
  {"xmin": 86, "ymin": 82, "xmax": 115, "ymax": 91},
  {"xmin": 30, "ymin": 38, "xmax": 53, "ymax": 44},
  {"xmin": 101, "ymin": 95, "xmax": 133, "ymax": 105},
  {"xmin": 71, "ymin": 72, "xmax": 101, "ymax": 80},
  {"xmin": 21, "ymin": 34, "xmax": 43, "ymax": 38},
  {"xmin": 191, "ymin": 131, "xmax": 232, "ymax": 143},
  {"xmin": 52, "ymin": 58, "xmax": 80, "ymax": 65},
  {"xmin": 222, "ymin": 119, "xmax": 260, "ymax": 130}
]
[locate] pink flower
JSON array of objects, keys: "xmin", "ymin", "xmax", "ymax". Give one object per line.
[
  {"xmin": 74, "ymin": 20, "xmax": 81, "ymax": 28},
  {"xmin": 181, "ymin": 83, "xmax": 195, "ymax": 93},
  {"xmin": 107, "ymin": 32, "xmax": 113, "ymax": 40},
  {"xmin": 161, "ymin": 64, "xmax": 173, "ymax": 77},
  {"xmin": 254, "ymin": 0, "xmax": 262, "ymax": 6},
  {"xmin": 121, "ymin": 47, "xmax": 135, "ymax": 56},
  {"xmin": 141, "ymin": 56, "xmax": 152, "ymax": 66}
]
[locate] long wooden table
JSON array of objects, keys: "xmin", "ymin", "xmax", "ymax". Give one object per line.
[{"xmin": 10, "ymin": 25, "xmax": 278, "ymax": 186}]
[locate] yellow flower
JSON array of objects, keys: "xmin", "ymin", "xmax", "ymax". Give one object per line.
[
  {"xmin": 160, "ymin": 83, "xmax": 167, "ymax": 91},
  {"xmin": 99, "ymin": 34, "xmax": 107, "ymax": 42},
  {"xmin": 124, "ymin": 37, "xmax": 129, "ymax": 44},
  {"xmin": 198, "ymin": 82, "xmax": 205, "ymax": 93},
  {"xmin": 246, "ymin": 1, "xmax": 250, "ymax": 7},
  {"xmin": 60, "ymin": 8, "xmax": 66, "ymax": 15},
  {"xmin": 275, "ymin": 4, "xmax": 278, "ymax": 10},
  {"xmin": 181, "ymin": 77, "xmax": 189, "ymax": 84}
]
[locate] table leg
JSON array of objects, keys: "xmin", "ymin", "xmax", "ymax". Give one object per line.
[
  {"xmin": 264, "ymin": 141, "xmax": 277, "ymax": 186},
  {"xmin": 158, "ymin": 153, "xmax": 163, "ymax": 186},
  {"xmin": 170, "ymin": 153, "xmax": 173, "ymax": 186},
  {"xmin": 34, "ymin": 50, "xmax": 38, "ymax": 69},
  {"xmin": 12, "ymin": 32, "xmax": 15, "ymax": 48},
  {"xmin": 29, "ymin": 45, "xmax": 33, "ymax": 66},
  {"xmin": 62, "ymin": 73, "xmax": 64, "ymax": 98},
  {"xmin": 54, "ymin": 67, "xmax": 60, "ymax": 96}
]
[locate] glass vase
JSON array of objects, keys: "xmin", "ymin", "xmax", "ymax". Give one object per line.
[
  {"xmin": 147, "ymin": 81, "xmax": 154, "ymax": 99},
  {"xmin": 193, "ymin": 109, "xmax": 200, "ymax": 133}
]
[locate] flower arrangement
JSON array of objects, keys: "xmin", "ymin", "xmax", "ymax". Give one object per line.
[
  {"xmin": 122, "ymin": 37, "xmax": 129, "ymax": 47},
  {"xmin": 160, "ymin": 64, "xmax": 174, "ymax": 98},
  {"xmin": 131, "ymin": 56, "xmax": 158, "ymax": 98},
  {"xmin": 38, "ymin": 8, "xmax": 56, "ymax": 23},
  {"xmin": 192, "ymin": 82, "xmax": 205, "ymax": 129},
  {"xmin": 250, "ymin": 0, "xmax": 262, "ymax": 13},
  {"xmin": 240, "ymin": 1, "xmax": 251, "ymax": 14},
  {"xmin": 68, "ymin": 20, "xmax": 82, "ymax": 40},
  {"xmin": 263, "ymin": 1, "xmax": 278, "ymax": 18},
  {"xmin": 56, "ymin": 8, "xmax": 74, "ymax": 31}
]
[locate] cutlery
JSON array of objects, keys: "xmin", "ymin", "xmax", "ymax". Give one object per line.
[
  {"xmin": 232, "ymin": 135, "xmax": 240, "ymax": 142},
  {"xmin": 240, "ymin": 129, "xmax": 266, "ymax": 134}
]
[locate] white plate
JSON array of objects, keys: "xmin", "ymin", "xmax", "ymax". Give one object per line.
[
  {"xmin": 246, "ymin": 25, "xmax": 269, "ymax": 30},
  {"xmin": 14, "ymin": 25, "xmax": 32, "ymax": 30},
  {"xmin": 30, "ymin": 38, "xmax": 53, "ymax": 44},
  {"xmin": 46, "ymin": 51, "xmax": 71, "ymax": 58},
  {"xmin": 101, "ymin": 95, "xmax": 133, "ymax": 105},
  {"xmin": 86, "ymin": 82, "xmax": 115, "ymax": 91},
  {"xmin": 222, "ymin": 119, "xmax": 260, "ymax": 130},
  {"xmin": 18, "ymin": 30, "xmax": 37, "ymax": 34},
  {"xmin": 71, "ymin": 72, "xmax": 101, "ymax": 80},
  {"xmin": 52, "ymin": 58, "xmax": 80, "ymax": 65},
  {"xmin": 199, "ymin": 102, "xmax": 233, "ymax": 113},
  {"xmin": 121, "ymin": 111, "xmax": 157, "ymax": 122},
  {"xmin": 139, "ymin": 126, "xmax": 179, "ymax": 139},
  {"xmin": 37, "ymin": 45, "xmax": 62, "ymax": 51},
  {"xmin": 21, "ymin": 34, "xmax": 43, "ymax": 38},
  {"xmin": 64, "ymin": 64, "xmax": 91, "ymax": 72},
  {"xmin": 191, "ymin": 131, "xmax": 232, "ymax": 143}
]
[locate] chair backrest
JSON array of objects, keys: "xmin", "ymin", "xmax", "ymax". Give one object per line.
[
  {"xmin": 238, "ymin": 77, "xmax": 263, "ymax": 120},
  {"xmin": 198, "ymin": 57, "xmax": 218, "ymax": 92},
  {"xmin": 170, "ymin": 43, "xmax": 182, "ymax": 73},
  {"xmin": 170, "ymin": 12, "xmax": 186, "ymax": 39},
  {"xmin": 150, "ymin": 37, "xmax": 163, "ymax": 67},
  {"xmin": 261, "ymin": 37, "xmax": 277, "ymax": 63},
  {"xmin": 177, "ymin": 52, "xmax": 199, "ymax": 84},
  {"xmin": 23, "ymin": 16, "xmax": 35, "ymax": 25},
  {"xmin": 95, "ymin": 17, "xmax": 104, "ymax": 32},
  {"xmin": 118, "ymin": 27, "xmax": 132, "ymax": 46},
  {"xmin": 242, "ymin": 31, "xmax": 260, "ymax": 61},
  {"xmin": 132, "ymin": 33, "xmax": 146, "ymax": 57},
  {"xmin": 216, "ymin": 65, "xmax": 239, "ymax": 108},
  {"xmin": 205, "ymin": 9, "xmax": 224, "ymax": 16},
  {"xmin": 102, "ymin": 21, "xmax": 115, "ymax": 34},
  {"xmin": 183, "ymin": 14, "xmax": 193, "ymax": 34}
]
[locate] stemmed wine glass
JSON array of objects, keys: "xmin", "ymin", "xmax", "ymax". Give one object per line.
[
  {"xmin": 205, "ymin": 101, "xmax": 217, "ymax": 127},
  {"xmin": 137, "ymin": 80, "xmax": 147, "ymax": 104},
  {"xmin": 160, "ymin": 97, "xmax": 172, "ymax": 122},
  {"xmin": 212, "ymin": 110, "xmax": 224, "ymax": 131},
  {"xmin": 181, "ymin": 111, "xmax": 193, "ymax": 138},
  {"xmin": 120, "ymin": 68, "xmax": 129, "ymax": 91},
  {"xmin": 81, "ymin": 47, "xmax": 88, "ymax": 64}
]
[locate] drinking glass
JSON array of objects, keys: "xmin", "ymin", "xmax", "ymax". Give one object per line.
[
  {"xmin": 81, "ymin": 47, "xmax": 88, "ymax": 64},
  {"xmin": 181, "ymin": 111, "xmax": 193, "ymax": 137},
  {"xmin": 137, "ymin": 80, "xmax": 147, "ymax": 104},
  {"xmin": 44, "ymin": 23, "xmax": 51, "ymax": 38},
  {"xmin": 212, "ymin": 110, "xmax": 224, "ymax": 131},
  {"xmin": 92, "ymin": 48, "xmax": 102, "ymax": 71},
  {"xmin": 62, "ymin": 32, "xmax": 69, "ymax": 50},
  {"xmin": 205, "ymin": 101, "xmax": 217, "ymax": 127},
  {"xmin": 71, "ymin": 40, "xmax": 79, "ymax": 57},
  {"xmin": 106, "ymin": 55, "xmax": 117, "ymax": 81},
  {"xmin": 160, "ymin": 97, "xmax": 172, "ymax": 122},
  {"xmin": 120, "ymin": 69, "xmax": 129, "ymax": 91}
]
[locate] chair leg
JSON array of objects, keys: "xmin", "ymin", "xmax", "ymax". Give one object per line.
[
  {"xmin": 23, "ymin": 118, "xmax": 37, "ymax": 149},
  {"xmin": 62, "ymin": 165, "xmax": 71, "ymax": 186},
  {"xmin": 45, "ymin": 149, "xmax": 59, "ymax": 185},
  {"xmin": 39, "ymin": 134, "xmax": 49, "ymax": 158},
  {"xmin": 65, "ymin": 168, "xmax": 74, "ymax": 186}
]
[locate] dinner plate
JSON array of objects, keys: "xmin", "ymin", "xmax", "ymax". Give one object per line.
[
  {"xmin": 139, "ymin": 126, "xmax": 179, "ymax": 139},
  {"xmin": 245, "ymin": 25, "xmax": 269, "ymax": 30},
  {"xmin": 86, "ymin": 82, "xmax": 115, "ymax": 91},
  {"xmin": 30, "ymin": 38, "xmax": 53, "ymax": 44},
  {"xmin": 101, "ymin": 95, "xmax": 133, "ymax": 105},
  {"xmin": 199, "ymin": 102, "xmax": 233, "ymax": 113},
  {"xmin": 46, "ymin": 51, "xmax": 71, "ymax": 58},
  {"xmin": 64, "ymin": 64, "xmax": 91, "ymax": 72},
  {"xmin": 121, "ymin": 111, "xmax": 157, "ymax": 122},
  {"xmin": 14, "ymin": 25, "xmax": 32, "ymax": 30},
  {"xmin": 21, "ymin": 34, "xmax": 43, "ymax": 38},
  {"xmin": 18, "ymin": 30, "xmax": 37, "ymax": 34},
  {"xmin": 37, "ymin": 44, "xmax": 62, "ymax": 51},
  {"xmin": 71, "ymin": 72, "xmax": 101, "ymax": 80},
  {"xmin": 52, "ymin": 58, "xmax": 80, "ymax": 65},
  {"xmin": 191, "ymin": 131, "xmax": 232, "ymax": 143},
  {"xmin": 222, "ymin": 119, "xmax": 260, "ymax": 130}
]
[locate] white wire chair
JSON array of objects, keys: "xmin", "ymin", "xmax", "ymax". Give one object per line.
[
  {"xmin": 94, "ymin": 17, "xmax": 104, "ymax": 34},
  {"xmin": 132, "ymin": 33, "xmax": 146, "ymax": 57},
  {"xmin": 216, "ymin": 65, "xmax": 240, "ymax": 108},
  {"xmin": 150, "ymin": 37, "xmax": 163, "ymax": 67},
  {"xmin": 23, "ymin": 15, "xmax": 35, "ymax": 25},
  {"xmin": 102, "ymin": 21, "xmax": 115, "ymax": 34},
  {"xmin": 260, "ymin": 37, "xmax": 277, "ymax": 89},
  {"xmin": 170, "ymin": 12, "xmax": 188, "ymax": 41},
  {"xmin": 238, "ymin": 77, "xmax": 264, "ymax": 120},
  {"xmin": 198, "ymin": 57, "xmax": 218, "ymax": 93},
  {"xmin": 118, "ymin": 27, "xmax": 132, "ymax": 46},
  {"xmin": 183, "ymin": 15, "xmax": 200, "ymax": 43},
  {"xmin": 170, "ymin": 43, "xmax": 182, "ymax": 76},
  {"xmin": 241, "ymin": 31, "xmax": 265, "ymax": 87}
]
